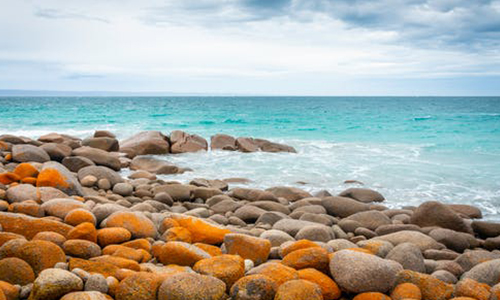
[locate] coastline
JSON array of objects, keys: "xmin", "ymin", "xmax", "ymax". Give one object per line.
[{"xmin": 1, "ymin": 129, "xmax": 500, "ymax": 299}]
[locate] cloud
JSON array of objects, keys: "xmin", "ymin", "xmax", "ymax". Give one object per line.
[{"xmin": 34, "ymin": 7, "xmax": 109, "ymax": 23}]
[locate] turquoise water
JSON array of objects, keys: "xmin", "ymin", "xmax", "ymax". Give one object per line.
[{"xmin": 1, "ymin": 97, "xmax": 500, "ymax": 219}]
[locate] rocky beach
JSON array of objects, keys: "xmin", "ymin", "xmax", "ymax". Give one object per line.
[{"xmin": 0, "ymin": 130, "xmax": 499, "ymax": 300}]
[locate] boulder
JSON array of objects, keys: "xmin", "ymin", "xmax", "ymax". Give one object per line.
[
  {"xmin": 254, "ymin": 139, "xmax": 297, "ymax": 153},
  {"xmin": 168, "ymin": 214, "xmax": 231, "ymax": 245},
  {"xmin": 152, "ymin": 184, "xmax": 194, "ymax": 202},
  {"xmin": 461, "ymin": 259, "xmax": 500, "ymax": 286},
  {"xmin": 77, "ymin": 166, "xmax": 123, "ymax": 187},
  {"xmin": 386, "ymin": 243, "xmax": 426, "ymax": 273},
  {"xmin": 62, "ymin": 156, "xmax": 95, "ymax": 173},
  {"xmin": 410, "ymin": 201, "xmax": 472, "ymax": 233},
  {"xmin": 0, "ymin": 212, "xmax": 73, "ymax": 239},
  {"xmin": 72, "ymin": 147, "xmax": 121, "ymax": 171},
  {"xmin": 455, "ymin": 250, "xmax": 500, "ymax": 272},
  {"xmin": 29, "ymin": 268, "xmax": 83, "ymax": 300},
  {"xmin": 230, "ymin": 274, "xmax": 277, "ymax": 300},
  {"xmin": 193, "ymin": 254, "xmax": 245, "ymax": 289},
  {"xmin": 339, "ymin": 188, "xmax": 385, "ymax": 203},
  {"xmin": 234, "ymin": 205, "xmax": 266, "ymax": 223},
  {"xmin": 247, "ymin": 262, "xmax": 299, "ymax": 286},
  {"xmin": 102, "ymin": 211, "xmax": 157, "ymax": 239},
  {"xmin": 346, "ymin": 211, "xmax": 392, "ymax": 231},
  {"xmin": 373, "ymin": 230, "xmax": 445, "ymax": 251},
  {"xmin": 156, "ymin": 242, "xmax": 211, "ymax": 267},
  {"xmin": 224, "ymin": 234, "xmax": 271, "ymax": 265},
  {"xmin": 38, "ymin": 133, "xmax": 81, "ymax": 149},
  {"xmin": 395, "ymin": 270, "xmax": 454, "ymax": 300},
  {"xmin": 36, "ymin": 161, "xmax": 84, "ymax": 196},
  {"xmin": 297, "ymin": 268, "xmax": 341, "ymax": 300},
  {"xmin": 41, "ymin": 198, "xmax": 88, "ymax": 219},
  {"xmin": 273, "ymin": 219, "xmax": 322, "ymax": 236},
  {"xmin": 115, "ymin": 272, "xmax": 162, "ymax": 300},
  {"xmin": 274, "ymin": 279, "xmax": 323, "ymax": 300},
  {"xmin": 158, "ymin": 273, "xmax": 226, "ymax": 300},
  {"xmin": 11, "ymin": 144, "xmax": 50, "ymax": 163},
  {"xmin": 15, "ymin": 240, "xmax": 66, "ymax": 275},
  {"xmin": 60, "ymin": 292, "xmax": 111, "ymax": 300},
  {"xmin": 130, "ymin": 156, "xmax": 183, "ymax": 174},
  {"xmin": 330, "ymin": 250, "xmax": 403, "ymax": 293},
  {"xmin": 429, "ymin": 228, "xmax": 471, "ymax": 253},
  {"xmin": 230, "ymin": 188, "xmax": 278, "ymax": 202},
  {"xmin": 170, "ymin": 131, "xmax": 208, "ymax": 153},
  {"xmin": 472, "ymin": 221, "xmax": 500, "ymax": 238},
  {"xmin": 260, "ymin": 230, "xmax": 295, "ymax": 247},
  {"xmin": 294, "ymin": 225, "xmax": 333, "ymax": 242},
  {"xmin": 448, "ymin": 204, "xmax": 482, "ymax": 219},
  {"xmin": 210, "ymin": 134, "xmax": 237, "ymax": 151},
  {"xmin": 120, "ymin": 131, "xmax": 170, "ymax": 158},
  {"xmin": 82, "ymin": 137, "xmax": 119, "ymax": 152},
  {"xmin": 236, "ymin": 137, "xmax": 259, "ymax": 152},
  {"xmin": 0, "ymin": 257, "xmax": 35, "ymax": 285},
  {"xmin": 282, "ymin": 247, "xmax": 329, "ymax": 272},
  {"xmin": 40, "ymin": 143, "xmax": 72, "ymax": 161},
  {"xmin": 321, "ymin": 196, "xmax": 369, "ymax": 218},
  {"xmin": 266, "ymin": 186, "xmax": 312, "ymax": 202}
]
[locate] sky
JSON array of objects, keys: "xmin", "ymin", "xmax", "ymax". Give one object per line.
[{"xmin": 0, "ymin": 0, "xmax": 499, "ymax": 95}]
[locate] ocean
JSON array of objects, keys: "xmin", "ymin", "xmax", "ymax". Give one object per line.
[{"xmin": 1, "ymin": 96, "xmax": 499, "ymax": 219}]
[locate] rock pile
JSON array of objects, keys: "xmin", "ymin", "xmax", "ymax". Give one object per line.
[{"xmin": 0, "ymin": 131, "xmax": 499, "ymax": 300}]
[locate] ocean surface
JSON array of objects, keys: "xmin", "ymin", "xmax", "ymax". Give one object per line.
[{"xmin": 1, "ymin": 96, "xmax": 500, "ymax": 219}]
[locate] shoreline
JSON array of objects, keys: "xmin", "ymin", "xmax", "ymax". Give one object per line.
[{"xmin": 1, "ymin": 130, "xmax": 500, "ymax": 299}]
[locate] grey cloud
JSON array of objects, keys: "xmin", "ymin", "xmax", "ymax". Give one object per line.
[{"xmin": 34, "ymin": 7, "xmax": 109, "ymax": 23}]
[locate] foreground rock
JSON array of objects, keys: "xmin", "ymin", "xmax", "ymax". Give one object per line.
[
  {"xmin": 120, "ymin": 131, "xmax": 170, "ymax": 158},
  {"xmin": 170, "ymin": 130, "xmax": 208, "ymax": 153}
]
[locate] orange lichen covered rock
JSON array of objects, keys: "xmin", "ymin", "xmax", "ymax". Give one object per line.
[
  {"xmin": 103, "ymin": 245, "xmax": 143, "ymax": 262},
  {"xmin": 60, "ymin": 291, "xmax": 112, "ymax": 300},
  {"xmin": 69, "ymin": 257, "xmax": 119, "ymax": 278},
  {"xmin": 0, "ymin": 211, "xmax": 73, "ymax": 239},
  {"xmin": 345, "ymin": 247, "xmax": 374, "ymax": 255},
  {"xmin": 103, "ymin": 211, "xmax": 157, "ymax": 239},
  {"xmin": 8, "ymin": 201, "xmax": 44, "ymax": 217},
  {"xmin": 158, "ymin": 272, "xmax": 227, "ymax": 300},
  {"xmin": 298, "ymin": 268, "xmax": 341, "ymax": 300},
  {"xmin": 96, "ymin": 228, "xmax": 131, "ymax": 247},
  {"xmin": 247, "ymin": 262, "xmax": 299, "ymax": 286},
  {"xmin": 0, "ymin": 173, "xmax": 20, "ymax": 185},
  {"xmin": 4, "ymin": 154, "xmax": 11, "ymax": 161},
  {"xmin": 13, "ymin": 163, "xmax": 39, "ymax": 179},
  {"xmin": 159, "ymin": 218, "xmax": 180, "ymax": 234},
  {"xmin": 353, "ymin": 292, "xmax": 392, "ymax": 300},
  {"xmin": 455, "ymin": 278, "xmax": 491, "ymax": 300},
  {"xmin": 448, "ymin": 298, "xmax": 477, "ymax": 300},
  {"xmin": 64, "ymin": 209, "xmax": 96, "ymax": 226},
  {"xmin": 41, "ymin": 198, "xmax": 87, "ymax": 219},
  {"xmin": 390, "ymin": 283, "xmax": 422, "ymax": 300},
  {"xmin": 63, "ymin": 240, "xmax": 102, "ymax": 259},
  {"xmin": 32, "ymin": 231, "xmax": 66, "ymax": 247},
  {"xmin": 274, "ymin": 279, "xmax": 323, "ymax": 300},
  {"xmin": 121, "ymin": 238, "xmax": 151, "ymax": 252},
  {"xmin": 90, "ymin": 255, "xmax": 141, "ymax": 271},
  {"xmin": 20, "ymin": 177, "xmax": 37, "ymax": 185},
  {"xmin": 162, "ymin": 227, "xmax": 192, "ymax": 243},
  {"xmin": 0, "ymin": 257, "xmax": 35, "ymax": 285},
  {"xmin": 67, "ymin": 222, "xmax": 97, "ymax": 243},
  {"xmin": 194, "ymin": 243, "xmax": 223, "ymax": 256},
  {"xmin": 230, "ymin": 274, "xmax": 277, "ymax": 300},
  {"xmin": 115, "ymin": 269, "xmax": 138, "ymax": 281},
  {"xmin": 156, "ymin": 241, "xmax": 211, "ymax": 267},
  {"xmin": 115, "ymin": 272, "xmax": 163, "ymax": 300},
  {"xmin": 0, "ymin": 281, "xmax": 19, "ymax": 300},
  {"xmin": 0, "ymin": 239, "xmax": 28, "ymax": 259},
  {"xmin": 36, "ymin": 162, "xmax": 83, "ymax": 196},
  {"xmin": 282, "ymin": 247, "xmax": 329, "ymax": 272},
  {"xmin": 15, "ymin": 240, "xmax": 66, "ymax": 275},
  {"xmin": 0, "ymin": 232, "xmax": 25, "ymax": 247},
  {"xmin": 193, "ymin": 254, "xmax": 245, "ymax": 290},
  {"xmin": 170, "ymin": 214, "xmax": 231, "ymax": 244},
  {"xmin": 224, "ymin": 233, "xmax": 271, "ymax": 265},
  {"xmin": 280, "ymin": 240, "xmax": 321, "ymax": 258},
  {"xmin": 395, "ymin": 270, "xmax": 454, "ymax": 300}
]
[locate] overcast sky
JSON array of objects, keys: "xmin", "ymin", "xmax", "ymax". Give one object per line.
[{"xmin": 1, "ymin": 0, "xmax": 499, "ymax": 95}]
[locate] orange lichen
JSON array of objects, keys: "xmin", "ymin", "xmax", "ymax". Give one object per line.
[
  {"xmin": 274, "ymin": 279, "xmax": 323, "ymax": 300},
  {"xmin": 194, "ymin": 243, "xmax": 223, "ymax": 256},
  {"xmin": 103, "ymin": 245, "xmax": 143, "ymax": 262},
  {"xmin": 345, "ymin": 247, "xmax": 374, "ymax": 255},
  {"xmin": 248, "ymin": 262, "xmax": 299, "ymax": 286},
  {"xmin": 13, "ymin": 163, "xmax": 39, "ymax": 179},
  {"xmin": 391, "ymin": 283, "xmax": 422, "ymax": 300},
  {"xmin": 15, "ymin": 240, "xmax": 66, "ymax": 275},
  {"xmin": 224, "ymin": 234, "xmax": 271, "ymax": 265},
  {"xmin": 67, "ymin": 222, "xmax": 97, "ymax": 243},
  {"xmin": 193, "ymin": 254, "xmax": 245, "ymax": 290},
  {"xmin": 455, "ymin": 278, "xmax": 491, "ymax": 300},
  {"xmin": 115, "ymin": 269, "xmax": 138, "ymax": 281},
  {"xmin": 0, "ymin": 280, "xmax": 19, "ymax": 300},
  {"xmin": 230, "ymin": 274, "xmax": 277, "ymax": 300},
  {"xmin": 353, "ymin": 292, "xmax": 392, "ymax": 300},
  {"xmin": 298, "ymin": 268, "xmax": 341, "ymax": 300},
  {"xmin": 20, "ymin": 177, "xmax": 37, "ymax": 185},
  {"xmin": 4, "ymin": 154, "xmax": 11, "ymax": 161},
  {"xmin": 0, "ymin": 173, "xmax": 20, "ymax": 185},
  {"xmin": 36, "ymin": 168, "xmax": 70, "ymax": 189},
  {"xmin": 395, "ymin": 270, "xmax": 454, "ymax": 300},
  {"xmin": 104, "ymin": 212, "xmax": 157, "ymax": 239},
  {"xmin": 280, "ymin": 240, "xmax": 320, "ymax": 258},
  {"xmin": 156, "ymin": 242, "xmax": 211, "ymax": 267},
  {"xmin": 63, "ymin": 239, "xmax": 101, "ymax": 259},
  {"xmin": 138, "ymin": 249, "xmax": 152, "ymax": 263},
  {"xmin": 162, "ymin": 227, "xmax": 193, "ymax": 243},
  {"xmin": 282, "ymin": 247, "xmax": 329, "ymax": 272},
  {"xmin": 64, "ymin": 209, "xmax": 96, "ymax": 226},
  {"xmin": 0, "ymin": 212, "xmax": 73, "ymax": 239},
  {"xmin": 8, "ymin": 201, "xmax": 43, "ymax": 217},
  {"xmin": 0, "ymin": 232, "xmax": 25, "ymax": 248},
  {"xmin": 121, "ymin": 238, "xmax": 151, "ymax": 252},
  {"xmin": 360, "ymin": 241, "xmax": 387, "ymax": 256},
  {"xmin": 170, "ymin": 214, "xmax": 231, "ymax": 244},
  {"xmin": 0, "ymin": 257, "xmax": 35, "ymax": 285},
  {"xmin": 69, "ymin": 257, "xmax": 119, "ymax": 278},
  {"xmin": 115, "ymin": 272, "xmax": 163, "ymax": 300},
  {"xmin": 32, "ymin": 231, "xmax": 66, "ymax": 247},
  {"xmin": 90, "ymin": 255, "xmax": 141, "ymax": 271},
  {"xmin": 159, "ymin": 218, "xmax": 180, "ymax": 234},
  {"xmin": 96, "ymin": 228, "xmax": 132, "ymax": 247}
]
